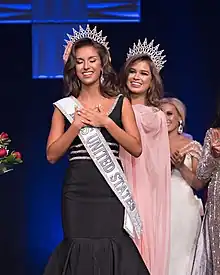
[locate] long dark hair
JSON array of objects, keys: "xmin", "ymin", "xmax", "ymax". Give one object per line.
[
  {"xmin": 119, "ymin": 54, "xmax": 164, "ymax": 107},
  {"xmin": 63, "ymin": 38, "xmax": 119, "ymax": 98},
  {"xmin": 211, "ymin": 95, "xmax": 220, "ymax": 128}
]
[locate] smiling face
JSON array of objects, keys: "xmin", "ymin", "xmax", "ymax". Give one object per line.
[
  {"xmin": 75, "ymin": 45, "xmax": 102, "ymax": 86},
  {"xmin": 126, "ymin": 60, "xmax": 152, "ymax": 96},
  {"xmin": 161, "ymin": 102, "xmax": 181, "ymax": 133}
]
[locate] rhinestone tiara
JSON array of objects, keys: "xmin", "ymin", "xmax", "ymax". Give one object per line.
[
  {"xmin": 64, "ymin": 24, "xmax": 109, "ymax": 51},
  {"xmin": 127, "ymin": 38, "xmax": 166, "ymax": 71}
]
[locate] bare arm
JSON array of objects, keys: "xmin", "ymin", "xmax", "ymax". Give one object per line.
[
  {"xmin": 172, "ymin": 141, "xmax": 204, "ymax": 190},
  {"xmin": 178, "ymin": 157, "xmax": 204, "ymax": 190},
  {"xmin": 104, "ymin": 97, "xmax": 142, "ymax": 157},
  {"xmin": 46, "ymin": 107, "xmax": 83, "ymax": 164}
]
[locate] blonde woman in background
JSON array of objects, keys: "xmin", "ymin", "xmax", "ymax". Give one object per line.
[{"xmin": 161, "ymin": 97, "xmax": 204, "ymax": 275}]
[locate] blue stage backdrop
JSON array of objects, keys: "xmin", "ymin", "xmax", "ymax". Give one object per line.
[
  {"xmin": 0, "ymin": 1, "xmax": 31, "ymax": 23},
  {"xmin": 0, "ymin": 1, "xmax": 141, "ymax": 78},
  {"xmin": 32, "ymin": 24, "xmax": 87, "ymax": 79},
  {"xmin": 0, "ymin": 0, "xmax": 140, "ymax": 23}
]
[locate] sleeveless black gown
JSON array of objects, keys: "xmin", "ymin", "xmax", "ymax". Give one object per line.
[{"xmin": 43, "ymin": 95, "xmax": 149, "ymax": 275}]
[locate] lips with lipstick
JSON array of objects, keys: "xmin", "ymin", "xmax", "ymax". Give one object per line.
[
  {"xmin": 130, "ymin": 81, "xmax": 142, "ymax": 88},
  {"xmin": 82, "ymin": 71, "xmax": 94, "ymax": 78}
]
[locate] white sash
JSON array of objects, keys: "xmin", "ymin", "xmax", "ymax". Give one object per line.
[{"xmin": 54, "ymin": 96, "xmax": 142, "ymax": 239}]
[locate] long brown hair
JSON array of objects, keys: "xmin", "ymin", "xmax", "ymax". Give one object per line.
[
  {"xmin": 119, "ymin": 54, "xmax": 163, "ymax": 107},
  {"xmin": 63, "ymin": 38, "xmax": 119, "ymax": 98}
]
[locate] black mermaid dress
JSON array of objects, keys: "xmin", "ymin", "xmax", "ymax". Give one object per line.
[{"xmin": 43, "ymin": 95, "xmax": 149, "ymax": 275}]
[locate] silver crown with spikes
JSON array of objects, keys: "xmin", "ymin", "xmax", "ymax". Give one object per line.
[
  {"xmin": 64, "ymin": 24, "xmax": 109, "ymax": 51},
  {"xmin": 127, "ymin": 39, "xmax": 166, "ymax": 71}
]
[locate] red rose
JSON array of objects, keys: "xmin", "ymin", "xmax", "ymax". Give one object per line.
[
  {"xmin": 12, "ymin": 151, "xmax": 22, "ymax": 159},
  {"xmin": 0, "ymin": 148, "xmax": 7, "ymax": 158},
  {"xmin": 0, "ymin": 132, "xmax": 9, "ymax": 140}
]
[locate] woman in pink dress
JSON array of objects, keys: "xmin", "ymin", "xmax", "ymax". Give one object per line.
[{"xmin": 119, "ymin": 39, "xmax": 171, "ymax": 275}]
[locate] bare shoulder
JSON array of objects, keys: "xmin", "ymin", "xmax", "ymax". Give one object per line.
[
  {"xmin": 52, "ymin": 107, "xmax": 65, "ymax": 121},
  {"xmin": 180, "ymin": 138, "xmax": 202, "ymax": 157},
  {"xmin": 49, "ymin": 107, "xmax": 65, "ymax": 131},
  {"xmin": 122, "ymin": 96, "xmax": 130, "ymax": 104},
  {"xmin": 181, "ymin": 137, "xmax": 202, "ymax": 149},
  {"xmin": 179, "ymin": 135, "xmax": 193, "ymax": 147},
  {"xmin": 53, "ymin": 106, "xmax": 63, "ymax": 115},
  {"xmin": 122, "ymin": 96, "xmax": 132, "ymax": 110}
]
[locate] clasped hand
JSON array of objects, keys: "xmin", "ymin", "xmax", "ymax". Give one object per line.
[
  {"xmin": 76, "ymin": 105, "xmax": 110, "ymax": 128},
  {"xmin": 171, "ymin": 150, "xmax": 185, "ymax": 169},
  {"xmin": 210, "ymin": 129, "xmax": 220, "ymax": 158}
]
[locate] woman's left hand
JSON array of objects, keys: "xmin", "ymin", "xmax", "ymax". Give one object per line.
[
  {"xmin": 210, "ymin": 129, "xmax": 220, "ymax": 158},
  {"xmin": 77, "ymin": 105, "xmax": 110, "ymax": 128},
  {"xmin": 171, "ymin": 150, "xmax": 185, "ymax": 169}
]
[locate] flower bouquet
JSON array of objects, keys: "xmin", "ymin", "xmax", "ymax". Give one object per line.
[{"xmin": 0, "ymin": 132, "xmax": 23, "ymax": 175}]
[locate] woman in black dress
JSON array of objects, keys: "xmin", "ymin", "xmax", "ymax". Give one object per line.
[{"xmin": 43, "ymin": 25, "xmax": 149, "ymax": 275}]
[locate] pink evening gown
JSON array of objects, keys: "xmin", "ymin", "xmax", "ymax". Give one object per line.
[{"xmin": 120, "ymin": 104, "xmax": 171, "ymax": 275}]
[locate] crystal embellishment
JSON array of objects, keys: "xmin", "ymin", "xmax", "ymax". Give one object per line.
[
  {"xmin": 64, "ymin": 25, "xmax": 109, "ymax": 51},
  {"xmin": 127, "ymin": 38, "xmax": 166, "ymax": 71}
]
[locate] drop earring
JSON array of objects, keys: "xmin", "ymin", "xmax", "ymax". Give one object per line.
[
  {"xmin": 100, "ymin": 70, "xmax": 104, "ymax": 84},
  {"xmin": 178, "ymin": 120, "xmax": 183, "ymax": 134}
]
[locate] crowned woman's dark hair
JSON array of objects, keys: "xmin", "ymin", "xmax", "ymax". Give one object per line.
[
  {"xmin": 63, "ymin": 38, "xmax": 119, "ymax": 98},
  {"xmin": 119, "ymin": 54, "xmax": 164, "ymax": 108}
]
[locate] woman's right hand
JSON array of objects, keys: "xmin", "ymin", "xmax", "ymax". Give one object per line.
[
  {"xmin": 72, "ymin": 108, "xmax": 85, "ymax": 130},
  {"xmin": 46, "ymin": 107, "xmax": 84, "ymax": 164},
  {"xmin": 210, "ymin": 128, "xmax": 220, "ymax": 158},
  {"xmin": 171, "ymin": 150, "xmax": 185, "ymax": 169},
  {"xmin": 63, "ymin": 41, "xmax": 72, "ymax": 64}
]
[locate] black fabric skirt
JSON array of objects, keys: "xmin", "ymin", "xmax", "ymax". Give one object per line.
[{"xmin": 43, "ymin": 161, "xmax": 149, "ymax": 275}]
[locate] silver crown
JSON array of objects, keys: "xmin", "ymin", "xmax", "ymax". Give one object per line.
[
  {"xmin": 64, "ymin": 24, "xmax": 109, "ymax": 51},
  {"xmin": 127, "ymin": 39, "xmax": 166, "ymax": 71}
]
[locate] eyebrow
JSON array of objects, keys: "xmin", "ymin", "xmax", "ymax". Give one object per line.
[
  {"xmin": 140, "ymin": 69, "xmax": 149, "ymax": 73},
  {"xmin": 130, "ymin": 67, "xmax": 149, "ymax": 73},
  {"xmin": 76, "ymin": 55, "xmax": 98, "ymax": 60}
]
